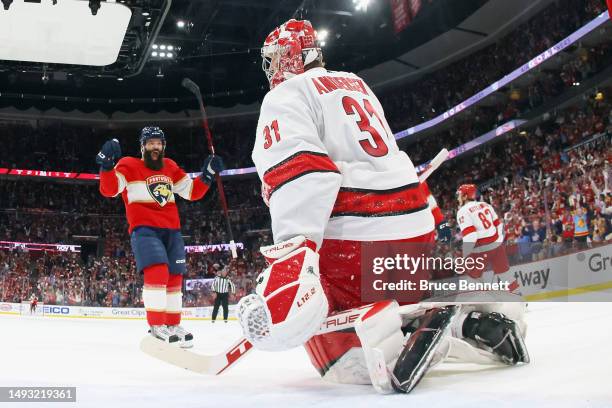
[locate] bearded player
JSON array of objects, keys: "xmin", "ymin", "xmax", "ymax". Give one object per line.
[
  {"xmin": 97, "ymin": 127, "xmax": 224, "ymax": 348},
  {"xmin": 237, "ymin": 19, "xmax": 529, "ymax": 394},
  {"xmin": 456, "ymin": 184, "xmax": 510, "ymax": 277}
]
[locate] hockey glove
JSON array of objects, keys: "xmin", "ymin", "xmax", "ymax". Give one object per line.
[
  {"xmin": 96, "ymin": 139, "xmax": 121, "ymax": 171},
  {"xmin": 237, "ymin": 236, "xmax": 328, "ymax": 351},
  {"xmin": 436, "ymin": 220, "xmax": 452, "ymax": 243},
  {"xmin": 200, "ymin": 155, "xmax": 225, "ymax": 185}
]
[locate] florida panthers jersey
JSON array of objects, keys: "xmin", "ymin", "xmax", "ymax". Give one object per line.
[
  {"xmin": 99, "ymin": 157, "xmax": 209, "ymax": 233},
  {"xmin": 253, "ymin": 67, "xmax": 434, "ymax": 247},
  {"xmin": 456, "ymin": 201, "xmax": 504, "ymax": 252}
]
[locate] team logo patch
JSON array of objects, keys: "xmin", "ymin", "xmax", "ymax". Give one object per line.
[{"xmin": 146, "ymin": 175, "xmax": 173, "ymax": 207}]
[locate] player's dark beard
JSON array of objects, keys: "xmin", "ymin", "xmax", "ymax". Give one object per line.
[{"xmin": 143, "ymin": 149, "xmax": 164, "ymax": 170}]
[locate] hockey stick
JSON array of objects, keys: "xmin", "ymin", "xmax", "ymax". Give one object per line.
[
  {"xmin": 141, "ymin": 291, "xmax": 523, "ymax": 376},
  {"xmin": 418, "ymin": 148, "xmax": 449, "ymax": 182},
  {"xmin": 140, "ymin": 303, "xmax": 423, "ymax": 375},
  {"xmin": 140, "ymin": 334, "xmax": 253, "ymax": 375},
  {"xmin": 182, "ymin": 77, "xmax": 238, "ymax": 258}
]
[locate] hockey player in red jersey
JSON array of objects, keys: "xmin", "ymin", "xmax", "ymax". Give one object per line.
[
  {"xmin": 456, "ymin": 184, "xmax": 510, "ymax": 277},
  {"xmin": 237, "ymin": 19, "xmax": 529, "ymax": 394},
  {"xmin": 30, "ymin": 295, "xmax": 38, "ymax": 314},
  {"xmin": 97, "ymin": 127, "xmax": 224, "ymax": 347}
]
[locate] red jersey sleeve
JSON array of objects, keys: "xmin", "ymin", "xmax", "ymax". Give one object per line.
[
  {"xmin": 99, "ymin": 158, "xmax": 129, "ymax": 197},
  {"xmin": 168, "ymin": 159, "xmax": 209, "ymax": 201}
]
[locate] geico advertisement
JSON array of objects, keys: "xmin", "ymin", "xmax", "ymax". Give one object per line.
[{"xmin": 43, "ymin": 305, "xmax": 71, "ymax": 315}]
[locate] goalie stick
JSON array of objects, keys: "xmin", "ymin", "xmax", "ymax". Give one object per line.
[
  {"xmin": 418, "ymin": 148, "xmax": 449, "ymax": 182},
  {"xmin": 141, "ymin": 291, "xmax": 523, "ymax": 376},
  {"xmin": 140, "ymin": 303, "xmax": 421, "ymax": 375}
]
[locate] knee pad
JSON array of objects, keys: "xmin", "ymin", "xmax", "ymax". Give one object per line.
[{"xmin": 305, "ymin": 331, "xmax": 371, "ymax": 385}]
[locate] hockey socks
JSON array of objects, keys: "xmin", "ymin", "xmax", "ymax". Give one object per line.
[
  {"xmin": 166, "ymin": 273, "xmax": 183, "ymax": 326},
  {"xmin": 143, "ymin": 264, "xmax": 170, "ymax": 326},
  {"xmin": 143, "ymin": 264, "xmax": 186, "ymax": 328}
]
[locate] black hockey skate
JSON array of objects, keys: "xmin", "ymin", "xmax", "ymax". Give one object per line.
[
  {"xmin": 462, "ymin": 311, "xmax": 530, "ymax": 365},
  {"xmin": 392, "ymin": 306, "xmax": 459, "ymax": 393}
]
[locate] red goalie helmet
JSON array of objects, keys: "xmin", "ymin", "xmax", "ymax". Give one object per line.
[
  {"xmin": 261, "ymin": 19, "xmax": 322, "ymax": 89},
  {"xmin": 457, "ymin": 184, "xmax": 478, "ymax": 200}
]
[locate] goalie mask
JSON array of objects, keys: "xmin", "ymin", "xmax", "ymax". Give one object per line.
[{"xmin": 261, "ymin": 19, "xmax": 322, "ymax": 90}]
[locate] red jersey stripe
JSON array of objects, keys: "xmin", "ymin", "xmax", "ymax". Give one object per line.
[
  {"xmin": 263, "ymin": 151, "xmax": 340, "ymax": 198},
  {"xmin": 331, "ymin": 183, "xmax": 428, "ymax": 217}
]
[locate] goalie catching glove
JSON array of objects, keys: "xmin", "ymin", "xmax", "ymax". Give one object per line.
[{"xmin": 237, "ymin": 236, "xmax": 328, "ymax": 351}]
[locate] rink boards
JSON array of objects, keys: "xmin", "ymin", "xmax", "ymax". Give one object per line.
[
  {"xmin": 2, "ymin": 243, "xmax": 610, "ymax": 320},
  {"xmin": 0, "ymin": 302, "xmax": 239, "ymax": 320}
]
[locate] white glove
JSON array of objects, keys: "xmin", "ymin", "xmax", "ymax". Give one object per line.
[{"xmin": 237, "ymin": 236, "xmax": 328, "ymax": 351}]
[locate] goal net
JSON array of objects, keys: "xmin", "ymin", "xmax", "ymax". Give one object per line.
[{"xmin": 20, "ymin": 301, "xmax": 44, "ymax": 316}]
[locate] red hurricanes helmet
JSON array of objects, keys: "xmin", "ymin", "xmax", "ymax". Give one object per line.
[
  {"xmin": 261, "ymin": 19, "xmax": 322, "ymax": 89},
  {"xmin": 457, "ymin": 184, "xmax": 478, "ymax": 200}
]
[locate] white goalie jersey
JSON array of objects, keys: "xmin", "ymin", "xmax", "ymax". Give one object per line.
[{"xmin": 253, "ymin": 67, "xmax": 435, "ymax": 247}]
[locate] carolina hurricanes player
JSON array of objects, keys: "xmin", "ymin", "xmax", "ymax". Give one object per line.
[
  {"xmin": 97, "ymin": 127, "xmax": 224, "ymax": 347},
  {"xmin": 30, "ymin": 295, "xmax": 38, "ymax": 314},
  {"xmin": 238, "ymin": 19, "xmax": 528, "ymax": 393},
  {"xmin": 456, "ymin": 184, "xmax": 510, "ymax": 277}
]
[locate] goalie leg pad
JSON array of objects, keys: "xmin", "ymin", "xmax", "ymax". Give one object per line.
[
  {"xmin": 304, "ymin": 300, "xmax": 405, "ymax": 391},
  {"xmin": 392, "ymin": 306, "xmax": 459, "ymax": 393},
  {"xmin": 305, "ymin": 332, "xmax": 370, "ymax": 384}
]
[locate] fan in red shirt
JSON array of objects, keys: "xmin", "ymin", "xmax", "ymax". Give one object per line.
[{"xmin": 97, "ymin": 126, "xmax": 224, "ymax": 347}]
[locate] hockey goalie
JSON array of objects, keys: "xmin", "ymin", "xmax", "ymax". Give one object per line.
[{"xmin": 238, "ymin": 19, "xmax": 529, "ymax": 394}]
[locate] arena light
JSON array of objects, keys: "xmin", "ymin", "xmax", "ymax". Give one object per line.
[
  {"xmin": 177, "ymin": 20, "xmax": 186, "ymax": 28},
  {"xmin": 150, "ymin": 45, "xmax": 177, "ymax": 60},
  {"xmin": 317, "ymin": 29, "xmax": 329, "ymax": 41},
  {"xmin": 352, "ymin": 0, "xmax": 371, "ymax": 12}
]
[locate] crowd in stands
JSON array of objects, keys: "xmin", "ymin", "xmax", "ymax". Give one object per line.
[
  {"xmin": 1, "ymin": 0, "xmax": 608, "ymax": 174},
  {"xmin": 382, "ymin": 0, "xmax": 607, "ymax": 130},
  {"xmin": 1, "ymin": 0, "xmax": 611, "ymax": 307},
  {"xmin": 429, "ymin": 97, "xmax": 611, "ymax": 262},
  {"xmin": 2, "ymin": 96, "xmax": 609, "ymax": 306}
]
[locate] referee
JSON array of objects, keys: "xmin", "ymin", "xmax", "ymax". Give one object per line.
[{"xmin": 211, "ymin": 267, "xmax": 235, "ymax": 323}]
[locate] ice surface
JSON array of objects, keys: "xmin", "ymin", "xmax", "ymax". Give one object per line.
[{"xmin": 1, "ymin": 296, "xmax": 611, "ymax": 408}]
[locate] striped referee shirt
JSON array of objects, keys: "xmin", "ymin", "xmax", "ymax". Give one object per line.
[{"xmin": 212, "ymin": 276, "xmax": 235, "ymax": 294}]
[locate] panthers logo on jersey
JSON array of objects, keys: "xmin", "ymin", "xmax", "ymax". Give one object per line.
[{"xmin": 146, "ymin": 175, "xmax": 174, "ymax": 207}]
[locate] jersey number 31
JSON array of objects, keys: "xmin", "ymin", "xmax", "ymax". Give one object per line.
[{"xmin": 343, "ymin": 96, "xmax": 390, "ymax": 157}]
